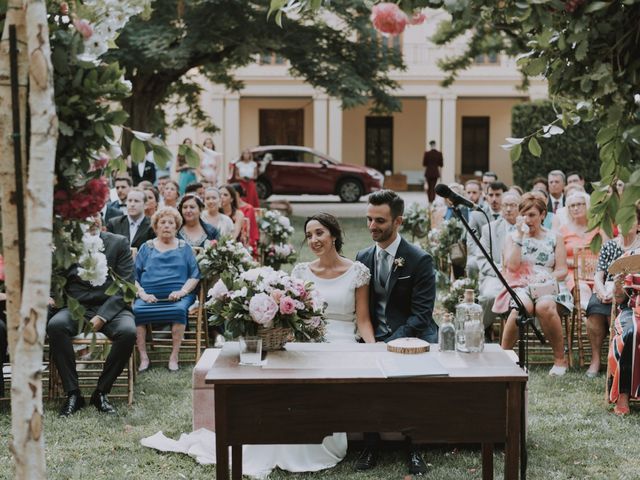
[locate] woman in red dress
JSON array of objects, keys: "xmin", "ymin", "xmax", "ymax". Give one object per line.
[{"xmin": 231, "ymin": 148, "xmax": 260, "ymax": 208}]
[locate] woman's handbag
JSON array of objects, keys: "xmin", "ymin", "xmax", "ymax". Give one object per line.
[
  {"xmin": 450, "ymin": 241, "xmax": 467, "ymax": 268},
  {"xmin": 529, "ymin": 280, "xmax": 559, "ymax": 300}
]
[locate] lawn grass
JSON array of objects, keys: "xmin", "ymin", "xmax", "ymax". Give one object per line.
[{"xmin": 1, "ymin": 215, "xmax": 639, "ymax": 479}]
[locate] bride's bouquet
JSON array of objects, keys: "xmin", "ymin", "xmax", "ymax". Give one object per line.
[
  {"xmin": 196, "ymin": 237, "xmax": 258, "ymax": 279},
  {"xmin": 206, "ymin": 266, "xmax": 327, "ymax": 342}
]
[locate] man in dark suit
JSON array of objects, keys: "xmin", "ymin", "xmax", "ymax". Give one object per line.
[
  {"xmin": 47, "ymin": 215, "xmax": 136, "ymax": 416},
  {"xmin": 130, "ymin": 152, "xmax": 157, "ymax": 186},
  {"xmin": 355, "ymin": 189, "xmax": 437, "ymax": 475},
  {"xmin": 107, "ymin": 188, "xmax": 155, "ymax": 249},
  {"xmin": 547, "ymin": 170, "xmax": 566, "ymax": 213},
  {"xmin": 422, "ymin": 140, "xmax": 443, "ymax": 204},
  {"xmin": 104, "ymin": 176, "xmax": 132, "ymax": 224}
]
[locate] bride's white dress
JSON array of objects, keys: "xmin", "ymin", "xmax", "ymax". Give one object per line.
[{"xmin": 141, "ymin": 261, "xmax": 370, "ymax": 479}]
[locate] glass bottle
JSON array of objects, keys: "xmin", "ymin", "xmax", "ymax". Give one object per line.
[
  {"xmin": 438, "ymin": 313, "xmax": 456, "ymax": 352},
  {"xmin": 455, "ymin": 289, "xmax": 483, "ymax": 353}
]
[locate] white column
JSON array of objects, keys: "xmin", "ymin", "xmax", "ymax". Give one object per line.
[
  {"xmin": 210, "ymin": 94, "xmax": 225, "ymax": 154},
  {"xmin": 313, "ymin": 94, "xmax": 328, "ymax": 153},
  {"xmin": 441, "ymin": 94, "xmax": 457, "ymax": 184},
  {"xmin": 328, "ymin": 98, "xmax": 343, "ymax": 161},
  {"xmin": 425, "ymin": 94, "xmax": 442, "ymax": 151},
  {"xmin": 223, "ymin": 94, "xmax": 240, "ymax": 182}
]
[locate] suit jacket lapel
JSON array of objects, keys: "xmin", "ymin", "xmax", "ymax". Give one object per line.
[
  {"xmin": 385, "ymin": 238, "xmax": 405, "ymax": 296},
  {"xmin": 130, "ymin": 217, "xmax": 148, "ymax": 246}
]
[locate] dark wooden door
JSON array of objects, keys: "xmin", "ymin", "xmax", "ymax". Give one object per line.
[
  {"xmin": 461, "ymin": 116, "xmax": 489, "ymax": 175},
  {"xmin": 259, "ymin": 109, "xmax": 304, "ymax": 145},
  {"xmin": 365, "ymin": 116, "xmax": 393, "ymax": 173}
]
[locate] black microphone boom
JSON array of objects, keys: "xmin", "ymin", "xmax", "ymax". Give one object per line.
[{"xmin": 434, "ymin": 183, "xmax": 482, "ymax": 211}]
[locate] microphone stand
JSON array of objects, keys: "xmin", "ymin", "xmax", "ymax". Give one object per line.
[{"xmin": 450, "ymin": 205, "xmax": 544, "ymax": 480}]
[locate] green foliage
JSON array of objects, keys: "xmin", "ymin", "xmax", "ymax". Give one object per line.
[
  {"xmin": 511, "ymin": 101, "xmax": 601, "ymax": 190},
  {"xmin": 109, "ymin": 0, "xmax": 405, "ymax": 135}
]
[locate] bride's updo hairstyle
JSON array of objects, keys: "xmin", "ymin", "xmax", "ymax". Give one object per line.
[{"xmin": 304, "ymin": 213, "xmax": 344, "ymax": 254}]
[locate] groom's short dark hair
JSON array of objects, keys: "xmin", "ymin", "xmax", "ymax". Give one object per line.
[{"xmin": 368, "ymin": 189, "xmax": 404, "ymax": 219}]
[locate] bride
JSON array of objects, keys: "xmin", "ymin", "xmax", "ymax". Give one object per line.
[{"xmin": 142, "ymin": 213, "xmax": 374, "ymax": 478}]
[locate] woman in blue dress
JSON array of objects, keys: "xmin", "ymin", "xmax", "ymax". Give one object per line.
[{"xmin": 134, "ymin": 206, "xmax": 200, "ymax": 372}]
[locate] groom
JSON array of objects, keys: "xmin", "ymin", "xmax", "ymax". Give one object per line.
[{"xmin": 355, "ymin": 189, "xmax": 437, "ymax": 475}]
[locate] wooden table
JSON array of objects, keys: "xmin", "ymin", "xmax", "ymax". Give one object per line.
[{"xmin": 205, "ymin": 343, "xmax": 527, "ymax": 480}]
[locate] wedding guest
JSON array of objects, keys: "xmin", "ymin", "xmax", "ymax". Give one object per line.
[
  {"xmin": 107, "ymin": 189, "xmax": 155, "ymax": 249},
  {"xmin": 585, "ymin": 201, "xmax": 640, "ymax": 377},
  {"xmin": 104, "ymin": 176, "xmax": 131, "ymax": 223},
  {"xmin": 161, "ymin": 180, "xmax": 180, "ymax": 209},
  {"xmin": 47, "ymin": 214, "xmax": 136, "ymax": 416},
  {"xmin": 567, "ymin": 172, "xmax": 585, "ymax": 188},
  {"xmin": 556, "ymin": 191, "xmax": 601, "ymax": 310},
  {"xmin": 231, "ymin": 183, "xmax": 259, "ymax": 254},
  {"xmin": 509, "ymin": 185, "xmax": 524, "ymax": 196},
  {"xmin": 219, "ymin": 184, "xmax": 245, "ymax": 241},
  {"xmin": 130, "ymin": 150, "xmax": 157, "ymax": 186},
  {"xmin": 607, "ymin": 262, "xmax": 640, "ymax": 415},
  {"xmin": 481, "ymin": 171, "xmax": 498, "ymax": 196},
  {"xmin": 177, "ymin": 194, "xmax": 219, "ymax": 248},
  {"xmin": 531, "ymin": 189, "xmax": 554, "ymax": 229},
  {"xmin": 475, "ymin": 191, "xmax": 520, "ymax": 332},
  {"xmin": 142, "ymin": 187, "xmax": 159, "ymax": 218},
  {"xmin": 157, "ymin": 175, "xmax": 170, "ymax": 196},
  {"xmin": 531, "ymin": 176, "xmax": 548, "ymax": 193},
  {"xmin": 184, "ymin": 181, "xmax": 205, "ymax": 199},
  {"xmin": 231, "ymin": 148, "xmax": 260, "ymax": 207},
  {"xmin": 464, "ymin": 179, "xmax": 482, "ymax": 205},
  {"xmin": 551, "ymin": 184, "xmax": 586, "ymax": 230},
  {"xmin": 174, "ymin": 138, "xmax": 198, "ymax": 195},
  {"xmin": 133, "ymin": 207, "xmax": 200, "ymax": 372},
  {"xmin": 202, "ymin": 187, "xmax": 234, "ymax": 237},
  {"xmin": 200, "ymin": 138, "xmax": 221, "ymax": 186},
  {"xmin": 547, "ymin": 170, "xmax": 566, "ymax": 213},
  {"xmin": 499, "ymin": 193, "xmax": 572, "ymax": 376}
]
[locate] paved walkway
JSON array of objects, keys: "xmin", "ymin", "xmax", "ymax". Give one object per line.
[{"xmin": 269, "ymin": 192, "xmax": 428, "ymax": 218}]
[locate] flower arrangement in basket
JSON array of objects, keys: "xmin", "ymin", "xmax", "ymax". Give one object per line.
[
  {"xmin": 420, "ymin": 218, "xmax": 465, "ymax": 279},
  {"xmin": 441, "ymin": 277, "xmax": 479, "ymax": 314},
  {"xmin": 196, "ymin": 237, "xmax": 258, "ymax": 279},
  {"xmin": 401, "ymin": 202, "xmax": 431, "ymax": 241},
  {"xmin": 258, "ymin": 209, "xmax": 297, "ymax": 267},
  {"xmin": 263, "ymin": 243, "xmax": 297, "ymax": 269},
  {"xmin": 206, "ymin": 266, "xmax": 327, "ymax": 349}
]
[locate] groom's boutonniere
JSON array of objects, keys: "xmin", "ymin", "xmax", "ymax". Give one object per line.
[{"xmin": 393, "ymin": 257, "xmax": 405, "ymax": 272}]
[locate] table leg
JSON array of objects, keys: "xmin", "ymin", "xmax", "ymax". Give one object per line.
[
  {"xmin": 482, "ymin": 443, "xmax": 493, "ymax": 480},
  {"xmin": 215, "ymin": 386, "xmax": 229, "ymax": 480},
  {"xmin": 505, "ymin": 382, "xmax": 521, "ymax": 480},
  {"xmin": 232, "ymin": 445, "xmax": 242, "ymax": 480}
]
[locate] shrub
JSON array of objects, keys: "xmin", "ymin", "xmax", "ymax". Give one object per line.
[{"xmin": 511, "ymin": 101, "xmax": 600, "ymax": 190}]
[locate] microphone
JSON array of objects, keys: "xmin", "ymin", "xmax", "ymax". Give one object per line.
[{"xmin": 434, "ymin": 184, "xmax": 482, "ymax": 211}]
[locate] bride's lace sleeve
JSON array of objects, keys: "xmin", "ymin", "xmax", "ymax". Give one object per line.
[
  {"xmin": 352, "ymin": 261, "xmax": 371, "ymax": 288},
  {"xmin": 291, "ymin": 263, "xmax": 309, "ymax": 280}
]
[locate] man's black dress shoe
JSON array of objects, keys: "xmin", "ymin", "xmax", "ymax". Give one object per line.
[
  {"xmin": 59, "ymin": 392, "xmax": 85, "ymax": 417},
  {"xmin": 90, "ymin": 390, "xmax": 117, "ymax": 414},
  {"xmin": 408, "ymin": 450, "xmax": 428, "ymax": 475},
  {"xmin": 355, "ymin": 448, "xmax": 377, "ymax": 471}
]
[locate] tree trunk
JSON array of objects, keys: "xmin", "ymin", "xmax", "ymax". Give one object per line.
[
  {"xmin": 121, "ymin": 72, "xmax": 179, "ymax": 153},
  {"xmin": 10, "ymin": 1, "xmax": 57, "ymax": 478},
  {"xmin": 0, "ymin": 0, "xmax": 29, "ymax": 360}
]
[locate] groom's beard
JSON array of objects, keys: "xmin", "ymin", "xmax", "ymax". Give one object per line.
[{"xmin": 370, "ymin": 224, "xmax": 395, "ymax": 244}]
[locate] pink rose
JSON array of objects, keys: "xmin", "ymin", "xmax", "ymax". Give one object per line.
[
  {"xmin": 249, "ymin": 293, "xmax": 278, "ymax": 327},
  {"xmin": 279, "ymin": 296, "xmax": 296, "ymax": 315},
  {"xmin": 89, "ymin": 156, "xmax": 109, "ymax": 172},
  {"xmin": 73, "ymin": 19, "xmax": 93, "ymax": 40},
  {"xmin": 371, "ymin": 3, "xmax": 408, "ymax": 36}
]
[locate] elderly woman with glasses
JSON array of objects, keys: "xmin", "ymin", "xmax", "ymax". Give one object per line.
[{"xmin": 556, "ymin": 191, "xmax": 603, "ymax": 309}]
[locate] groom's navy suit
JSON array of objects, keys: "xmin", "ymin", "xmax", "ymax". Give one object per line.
[{"xmin": 356, "ymin": 236, "xmax": 438, "ymax": 343}]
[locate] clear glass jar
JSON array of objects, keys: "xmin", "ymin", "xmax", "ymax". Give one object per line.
[
  {"xmin": 455, "ymin": 289, "xmax": 483, "ymax": 353},
  {"xmin": 438, "ymin": 313, "xmax": 456, "ymax": 352}
]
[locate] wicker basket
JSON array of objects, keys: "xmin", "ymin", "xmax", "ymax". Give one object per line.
[{"xmin": 257, "ymin": 327, "xmax": 293, "ymax": 351}]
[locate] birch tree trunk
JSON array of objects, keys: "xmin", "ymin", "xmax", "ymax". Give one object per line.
[
  {"xmin": 0, "ymin": 0, "xmax": 28, "ymax": 359},
  {"xmin": 9, "ymin": 0, "xmax": 57, "ymax": 478}
]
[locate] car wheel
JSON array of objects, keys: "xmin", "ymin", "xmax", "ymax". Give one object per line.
[
  {"xmin": 337, "ymin": 179, "xmax": 362, "ymax": 203},
  {"xmin": 256, "ymin": 178, "xmax": 272, "ymax": 200}
]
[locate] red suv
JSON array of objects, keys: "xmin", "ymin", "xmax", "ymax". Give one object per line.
[{"xmin": 236, "ymin": 146, "xmax": 384, "ymax": 203}]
